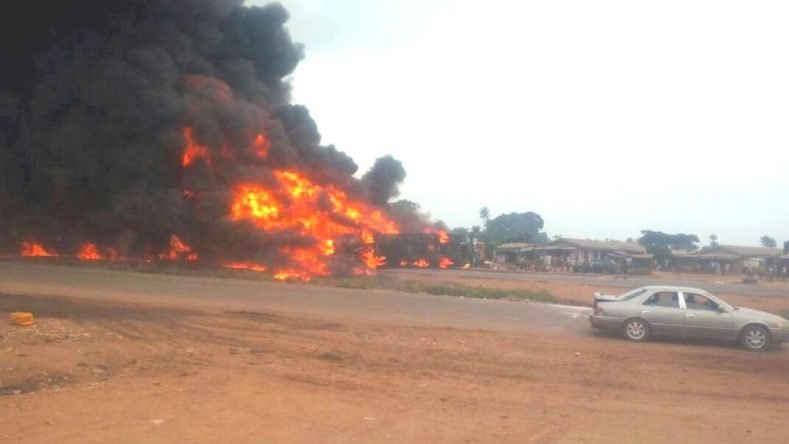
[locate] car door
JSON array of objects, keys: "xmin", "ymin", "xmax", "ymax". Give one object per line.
[
  {"xmin": 639, "ymin": 291, "xmax": 686, "ymax": 336},
  {"xmin": 680, "ymin": 292, "xmax": 735, "ymax": 339}
]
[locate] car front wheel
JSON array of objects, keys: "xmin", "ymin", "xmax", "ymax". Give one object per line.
[
  {"xmin": 740, "ymin": 325, "xmax": 771, "ymax": 351},
  {"xmin": 622, "ymin": 318, "xmax": 650, "ymax": 342}
]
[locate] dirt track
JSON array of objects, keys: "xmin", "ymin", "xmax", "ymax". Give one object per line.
[{"xmin": 1, "ymin": 263, "xmax": 788, "ymax": 443}]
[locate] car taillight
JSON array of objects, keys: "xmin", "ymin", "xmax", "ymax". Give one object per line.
[{"xmin": 594, "ymin": 306, "xmax": 605, "ymax": 315}]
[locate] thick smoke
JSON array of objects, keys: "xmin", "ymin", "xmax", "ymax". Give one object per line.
[
  {"xmin": 362, "ymin": 155, "xmax": 406, "ymax": 206},
  {"xmin": 0, "ymin": 0, "xmax": 408, "ymax": 267}
]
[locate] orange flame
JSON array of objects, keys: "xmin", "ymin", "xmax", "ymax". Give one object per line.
[
  {"xmin": 361, "ymin": 230, "xmax": 375, "ymax": 245},
  {"xmin": 78, "ymin": 242, "xmax": 102, "ymax": 260},
  {"xmin": 439, "ymin": 257, "xmax": 454, "ymax": 269},
  {"xmin": 438, "ymin": 230, "xmax": 449, "ymax": 244},
  {"xmin": 361, "ymin": 248, "xmax": 387, "ymax": 270},
  {"xmin": 225, "ymin": 262, "xmax": 268, "ymax": 272},
  {"xmin": 321, "ymin": 240, "xmax": 335, "ymax": 256},
  {"xmin": 20, "ymin": 241, "xmax": 58, "ymax": 257},
  {"xmin": 413, "ymin": 259, "xmax": 430, "ymax": 268},
  {"xmin": 274, "ymin": 270, "xmax": 312, "ymax": 282},
  {"xmin": 230, "ymin": 169, "xmax": 398, "ymax": 279},
  {"xmin": 463, "ymin": 263, "xmax": 471, "ymax": 269},
  {"xmin": 254, "ymin": 133, "xmax": 270, "ymax": 158},
  {"xmin": 159, "ymin": 235, "xmax": 198, "ymax": 262},
  {"xmin": 182, "ymin": 127, "xmax": 211, "ymax": 167}
]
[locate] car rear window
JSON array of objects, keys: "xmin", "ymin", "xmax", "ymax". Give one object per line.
[
  {"xmin": 619, "ymin": 288, "xmax": 648, "ymax": 301},
  {"xmin": 643, "ymin": 292, "xmax": 680, "ymax": 308}
]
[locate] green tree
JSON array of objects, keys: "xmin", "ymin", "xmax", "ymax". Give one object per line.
[
  {"xmin": 486, "ymin": 212, "xmax": 545, "ymax": 246},
  {"xmin": 638, "ymin": 230, "xmax": 700, "ymax": 264},
  {"xmin": 760, "ymin": 235, "xmax": 777, "ymax": 248},
  {"xmin": 709, "ymin": 234, "xmax": 718, "ymax": 247},
  {"xmin": 639, "ymin": 231, "xmax": 700, "ymax": 251}
]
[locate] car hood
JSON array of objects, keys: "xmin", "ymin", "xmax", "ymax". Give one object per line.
[{"xmin": 734, "ymin": 307, "xmax": 787, "ymax": 323}]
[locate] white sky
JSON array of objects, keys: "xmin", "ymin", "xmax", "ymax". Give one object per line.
[{"xmin": 251, "ymin": 0, "xmax": 789, "ymax": 247}]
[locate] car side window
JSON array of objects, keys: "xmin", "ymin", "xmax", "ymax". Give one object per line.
[
  {"xmin": 643, "ymin": 292, "xmax": 680, "ymax": 308},
  {"xmin": 684, "ymin": 293, "xmax": 718, "ymax": 311}
]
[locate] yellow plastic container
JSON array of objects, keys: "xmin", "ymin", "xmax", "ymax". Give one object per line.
[{"xmin": 9, "ymin": 312, "xmax": 35, "ymax": 326}]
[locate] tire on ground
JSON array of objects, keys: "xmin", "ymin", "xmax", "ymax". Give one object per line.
[
  {"xmin": 622, "ymin": 318, "xmax": 650, "ymax": 342},
  {"xmin": 739, "ymin": 324, "xmax": 771, "ymax": 352}
]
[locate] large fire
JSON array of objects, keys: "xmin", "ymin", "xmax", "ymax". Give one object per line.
[
  {"xmin": 229, "ymin": 168, "xmax": 396, "ymax": 279},
  {"xmin": 12, "ymin": 126, "xmax": 452, "ymax": 280},
  {"xmin": 3, "ymin": 4, "xmax": 463, "ymax": 281}
]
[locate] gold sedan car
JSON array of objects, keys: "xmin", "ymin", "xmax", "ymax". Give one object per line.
[{"xmin": 589, "ymin": 286, "xmax": 789, "ymax": 351}]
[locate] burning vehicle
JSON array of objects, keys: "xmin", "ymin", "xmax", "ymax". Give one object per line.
[{"xmin": 374, "ymin": 231, "xmax": 464, "ymax": 269}]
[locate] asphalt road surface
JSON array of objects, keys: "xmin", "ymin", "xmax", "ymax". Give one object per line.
[{"xmin": 0, "ymin": 262, "xmax": 591, "ymax": 334}]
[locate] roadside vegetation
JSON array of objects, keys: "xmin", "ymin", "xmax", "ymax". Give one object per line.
[{"xmin": 312, "ymin": 274, "xmax": 558, "ymax": 303}]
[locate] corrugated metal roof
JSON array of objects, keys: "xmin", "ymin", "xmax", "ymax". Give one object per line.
[
  {"xmin": 709, "ymin": 245, "xmax": 783, "ymax": 258},
  {"xmin": 495, "ymin": 243, "xmax": 534, "ymax": 251},
  {"xmin": 675, "ymin": 253, "xmax": 740, "ymax": 261},
  {"xmin": 719, "ymin": 245, "xmax": 783, "ymax": 257},
  {"xmin": 552, "ymin": 238, "xmax": 647, "ymax": 254}
]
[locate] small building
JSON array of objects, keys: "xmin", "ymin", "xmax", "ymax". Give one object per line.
[
  {"xmin": 493, "ymin": 242, "xmax": 534, "ymax": 269},
  {"xmin": 672, "ymin": 245, "xmax": 782, "ymax": 274},
  {"xmin": 550, "ymin": 238, "xmax": 652, "ymax": 274},
  {"xmin": 493, "ymin": 243, "xmax": 576, "ymax": 271},
  {"xmin": 493, "ymin": 238, "xmax": 653, "ymax": 274}
]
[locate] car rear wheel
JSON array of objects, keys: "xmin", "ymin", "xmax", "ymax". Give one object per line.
[
  {"xmin": 622, "ymin": 318, "xmax": 650, "ymax": 342},
  {"xmin": 739, "ymin": 325, "xmax": 771, "ymax": 351}
]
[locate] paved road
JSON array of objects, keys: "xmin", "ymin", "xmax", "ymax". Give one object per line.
[
  {"xmin": 383, "ymin": 268, "xmax": 789, "ymax": 297},
  {"xmin": 0, "ymin": 262, "xmax": 591, "ymax": 335}
]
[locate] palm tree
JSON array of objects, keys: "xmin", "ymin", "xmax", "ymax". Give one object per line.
[{"xmin": 479, "ymin": 207, "xmax": 490, "ymax": 231}]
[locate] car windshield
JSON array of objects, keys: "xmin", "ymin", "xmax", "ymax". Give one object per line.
[{"xmin": 704, "ymin": 292, "xmax": 736, "ymax": 310}]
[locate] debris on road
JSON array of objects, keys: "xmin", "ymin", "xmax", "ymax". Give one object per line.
[{"xmin": 9, "ymin": 312, "xmax": 35, "ymax": 327}]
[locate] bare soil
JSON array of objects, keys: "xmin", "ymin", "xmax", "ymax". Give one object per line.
[{"xmin": 2, "ymin": 281, "xmax": 788, "ymax": 443}]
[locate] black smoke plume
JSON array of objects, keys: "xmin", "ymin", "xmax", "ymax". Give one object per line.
[{"xmin": 0, "ymin": 0, "xmax": 410, "ymax": 269}]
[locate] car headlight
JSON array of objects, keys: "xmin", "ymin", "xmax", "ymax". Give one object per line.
[{"xmin": 771, "ymin": 321, "xmax": 789, "ymax": 330}]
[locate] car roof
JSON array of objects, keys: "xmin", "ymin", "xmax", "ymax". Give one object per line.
[{"xmin": 638, "ymin": 285, "xmax": 710, "ymax": 293}]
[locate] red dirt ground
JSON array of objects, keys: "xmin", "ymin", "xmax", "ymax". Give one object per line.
[{"xmin": 1, "ymin": 267, "xmax": 788, "ymax": 443}]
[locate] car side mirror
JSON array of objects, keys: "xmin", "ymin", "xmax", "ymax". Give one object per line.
[{"xmin": 717, "ymin": 306, "xmax": 728, "ymax": 313}]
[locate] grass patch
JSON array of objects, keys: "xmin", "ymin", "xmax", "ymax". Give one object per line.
[
  {"xmin": 312, "ymin": 275, "xmax": 558, "ymax": 303},
  {"xmin": 421, "ymin": 284, "xmax": 556, "ymax": 302}
]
